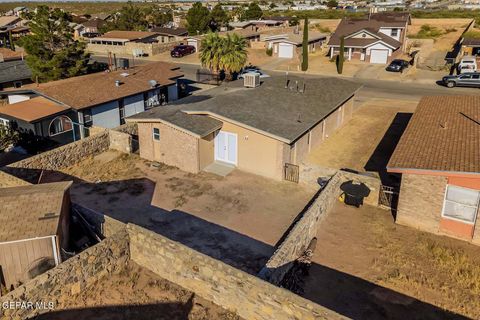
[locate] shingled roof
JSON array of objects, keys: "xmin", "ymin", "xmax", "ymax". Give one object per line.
[
  {"xmin": 0, "ymin": 181, "xmax": 72, "ymax": 242},
  {"xmin": 128, "ymin": 76, "xmax": 361, "ymax": 143},
  {"xmin": 387, "ymin": 96, "xmax": 480, "ymax": 174},
  {"xmin": 19, "ymin": 62, "xmax": 183, "ymax": 110}
]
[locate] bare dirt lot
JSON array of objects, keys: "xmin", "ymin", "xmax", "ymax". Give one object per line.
[
  {"xmin": 303, "ymin": 202, "xmax": 480, "ymax": 320},
  {"xmin": 38, "ymin": 261, "xmax": 240, "ymax": 320},
  {"xmin": 42, "ymin": 151, "xmax": 315, "ymax": 274},
  {"xmin": 306, "ymin": 98, "xmax": 417, "ymax": 185}
]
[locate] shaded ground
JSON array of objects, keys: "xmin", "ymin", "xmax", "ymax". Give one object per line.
[
  {"xmin": 41, "ymin": 151, "xmax": 315, "ymax": 274},
  {"xmin": 303, "ymin": 202, "xmax": 480, "ymax": 319},
  {"xmin": 306, "ymin": 99, "xmax": 417, "ymax": 181},
  {"xmin": 38, "ymin": 261, "xmax": 240, "ymax": 320}
]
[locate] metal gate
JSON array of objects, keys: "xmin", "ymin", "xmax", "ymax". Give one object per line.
[
  {"xmin": 379, "ymin": 185, "xmax": 399, "ymax": 210},
  {"xmin": 284, "ymin": 163, "xmax": 299, "ymax": 183}
]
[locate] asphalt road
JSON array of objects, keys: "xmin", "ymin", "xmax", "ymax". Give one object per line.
[{"xmin": 91, "ymin": 56, "xmax": 479, "ymax": 102}]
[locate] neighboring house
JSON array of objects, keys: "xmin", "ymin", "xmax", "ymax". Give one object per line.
[
  {"xmin": 0, "ymin": 181, "xmax": 72, "ymax": 289},
  {"xmin": 229, "ymin": 20, "xmax": 284, "ymax": 31},
  {"xmin": 0, "ymin": 62, "xmax": 183, "ymax": 144},
  {"xmin": 263, "ymin": 32, "xmax": 328, "ymax": 58},
  {"xmin": 82, "ymin": 18, "xmax": 106, "ymax": 36},
  {"xmin": 88, "ymin": 31, "xmax": 165, "ymax": 56},
  {"xmin": 150, "ymin": 27, "xmax": 188, "ymax": 43},
  {"xmin": 0, "ymin": 59, "xmax": 32, "ymax": 91},
  {"xmin": 262, "ymin": 16, "xmax": 294, "ymax": 27},
  {"xmin": 387, "ymin": 96, "xmax": 480, "ymax": 244},
  {"xmin": 0, "ymin": 16, "xmax": 21, "ymax": 29},
  {"xmin": 461, "ymin": 37, "xmax": 480, "ymax": 56},
  {"xmin": 126, "ymin": 76, "xmax": 360, "ymax": 181},
  {"xmin": 328, "ymin": 12, "xmax": 411, "ymax": 64},
  {"xmin": 185, "ymin": 30, "xmax": 261, "ymax": 52}
]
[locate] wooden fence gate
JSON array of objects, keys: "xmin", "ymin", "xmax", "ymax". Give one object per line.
[
  {"xmin": 284, "ymin": 163, "xmax": 299, "ymax": 183},
  {"xmin": 379, "ymin": 185, "xmax": 399, "ymax": 210}
]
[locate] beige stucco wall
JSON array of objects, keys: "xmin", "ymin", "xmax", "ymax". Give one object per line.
[
  {"xmin": 137, "ymin": 122, "xmax": 199, "ymax": 173},
  {"xmin": 396, "ymin": 173, "xmax": 446, "ymax": 234},
  {"xmin": 199, "ymin": 132, "xmax": 214, "ymax": 170},
  {"xmin": 215, "ymin": 120, "xmax": 285, "ymax": 180}
]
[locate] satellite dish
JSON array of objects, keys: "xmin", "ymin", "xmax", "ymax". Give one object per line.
[{"xmin": 148, "ymin": 80, "xmax": 158, "ymax": 88}]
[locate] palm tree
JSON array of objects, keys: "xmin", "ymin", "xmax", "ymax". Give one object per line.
[
  {"xmin": 220, "ymin": 33, "xmax": 248, "ymax": 79},
  {"xmin": 200, "ymin": 33, "xmax": 224, "ymax": 73},
  {"xmin": 200, "ymin": 32, "xmax": 248, "ymax": 80}
]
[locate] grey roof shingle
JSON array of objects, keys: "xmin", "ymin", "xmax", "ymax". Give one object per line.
[
  {"xmin": 0, "ymin": 60, "xmax": 31, "ymax": 84},
  {"xmin": 128, "ymin": 76, "xmax": 361, "ymax": 143}
]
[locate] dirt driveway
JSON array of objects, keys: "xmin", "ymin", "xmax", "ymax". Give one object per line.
[
  {"xmin": 306, "ymin": 98, "xmax": 417, "ymax": 184},
  {"xmin": 42, "ymin": 151, "xmax": 315, "ymax": 274},
  {"xmin": 302, "ymin": 202, "xmax": 480, "ymax": 319}
]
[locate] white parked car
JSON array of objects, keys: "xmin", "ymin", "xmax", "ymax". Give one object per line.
[{"xmin": 458, "ymin": 56, "xmax": 477, "ymax": 74}]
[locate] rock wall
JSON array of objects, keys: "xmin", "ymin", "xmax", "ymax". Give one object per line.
[
  {"xmin": 128, "ymin": 224, "xmax": 343, "ymax": 320},
  {"xmin": 73, "ymin": 203, "xmax": 126, "ymax": 238},
  {"xmin": 261, "ymin": 170, "xmax": 380, "ymax": 284},
  {"xmin": 0, "ymin": 230, "xmax": 129, "ymax": 320}
]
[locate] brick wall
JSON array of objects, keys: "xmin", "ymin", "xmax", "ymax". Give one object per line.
[
  {"xmin": 0, "ymin": 230, "xmax": 129, "ymax": 319},
  {"xmin": 396, "ymin": 173, "xmax": 446, "ymax": 234},
  {"xmin": 127, "ymin": 224, "xmax": 343, "ymax": 320}
]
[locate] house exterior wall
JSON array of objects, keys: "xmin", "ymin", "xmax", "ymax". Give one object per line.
[
  {"xmin": 91, "ymin": 101, "xmax": 120, "ymax": 129},
  {"xmin": 216, "ymin": 120, "xmax": 285, "ymax": 180},
  {"xmin": 167, "ymin": 83, "xmax": 178, "ymax": 102},
  {"xmin": 0, "ymin": 236, "xmax": 56, "ymax": 289},
  {"xmin": 396, "ymin": 173, "xmax": 446, "ymax": 234},
  {"xmin": 378, "ymin": 27, "xmax": 401, "ymax": 41},
  {"xmin": 124, "ymin": 94, "xmax": 145, "ymax": 118},
  {"xmin": 199, "ymin": 132, "xmax": 214, "ymax": 170},
  {"xmin": 137, "ymin": 122, "xmax": 199, "ymax": 173}
]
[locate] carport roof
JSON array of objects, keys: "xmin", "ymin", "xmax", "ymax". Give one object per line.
[{"xmin": 128, "ymin": 76, "xmax": 361, "ymax": 143}]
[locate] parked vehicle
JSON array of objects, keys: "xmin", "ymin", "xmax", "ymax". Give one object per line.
[
  {"xmin": 385, "ymin": 59, "xmax": 409, "ymax": 73},
  {"xmin": 457, "ymin": 56, "xmax": 477, "ymax": 74},
  {"xmin": 442, "ymin": 73, "xmax": 480, "ymax": 88},
  {"xmin": 170, "ymin": 45, "xmax": 196, "ymax": 58},
  {"xmin": 238, "ymin": 68, "xmax": 270, "ymax": 79}
]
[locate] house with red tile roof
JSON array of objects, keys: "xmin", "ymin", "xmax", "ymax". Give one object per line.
[{"xmin": 387, "ymin": 96, "xmax": 480, "ymax": 243}]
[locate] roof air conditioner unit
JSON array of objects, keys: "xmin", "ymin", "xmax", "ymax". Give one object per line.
[{"xmin": 243, "ymin": 73, "xmax": 260, "ymax": 88}]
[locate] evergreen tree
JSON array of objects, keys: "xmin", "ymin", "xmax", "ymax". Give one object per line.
[
  {"xmin": 19, "ymin": 6, "xmax": 89, "ymax": 83},
  {"xmin": 186, "ymin": 3, "xmax": 211, "ymax": 35},
  {"xmin": 243, "ymin": 2, "xmax": 263, "ymax": 21},
  {"xmin": 144, "ymin": 6, "xmax": 173, "ymax": 28},
  {"xmin": 210, "ymin": 4, "xmax": 229, "ymax": 31},
  {"xmin": 301, "ymin": 18, "xmax": 308, "ymax": 72},
  {"xmin": 337, "ymin": 36, "xmax": 345, "ymax": 74},
  {"xmin": 105, "ymin": 1, "xmax": 148, "ymax": 31}
]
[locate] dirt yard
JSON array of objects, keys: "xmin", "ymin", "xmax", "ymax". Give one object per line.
[
  {"xmin": 409, "ymin": 18, "xmax": 471, "ymax": 51},
  {"xmin": 38, "ymin": 262, "xmax": 240, "ymax": 320},
  {"xmin": 41, "ymin": 151, "xmax": 315, "ymax": 274},
  {"xmin": 303, "ymin": 202, "xmax": 480, "ymax": 320},
  {"xmin": 306, "ymin": 98, "xmax": 417, "ymax": 184}
]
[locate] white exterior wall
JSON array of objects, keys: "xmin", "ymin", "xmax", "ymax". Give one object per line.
[
  {"xmin": 379, "ymin": 28, "xmax": 401, "ymax": 41},
  {"xmin": 167, "ymin": 83, "xmax": 178, "ymax": 102},
  {"xmin": 124, "ymin": 94, "xmax": 145, "ymax": 118},
  {"xmin": 91, "ymin": 101, "xmax": 120, "ymax": 129}
]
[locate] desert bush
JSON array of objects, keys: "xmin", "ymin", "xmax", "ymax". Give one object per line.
[
  {"xmin": 266, "ymin": 47, "xmax": 273, "ymax": 56},
  {"xmin": 409, "ymin": 24, "xmax": 444, "ymax": 39}
]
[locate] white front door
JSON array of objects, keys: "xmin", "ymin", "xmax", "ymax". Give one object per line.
[
  {"xmin": 278, "ymin": 43, "xmax": 294, "ymax": 58},
  {"xmin": 215, "ymin": 131, "xmax": 237, "ymax": 165}
]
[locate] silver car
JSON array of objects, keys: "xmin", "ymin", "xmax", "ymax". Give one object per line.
[{"xmin": 442, "ymin": 73, "xmax": 480, "ymax": 88}]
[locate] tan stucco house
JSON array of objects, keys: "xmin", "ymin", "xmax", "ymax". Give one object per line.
[
  {"xmin": 388, "ymin": 96, "xmax": 480, "ymax": 244},
  {"xmin": 127, "ymin": 76, "xmax": 360, "ymax": 181}
]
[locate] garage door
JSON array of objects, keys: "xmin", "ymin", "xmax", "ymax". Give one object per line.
[
  {"xmin": 278, "ymin": 43, "xmax": 294, "ymax": 58},
  {"xmin": 370, "ymin": 49, "xmax": 388, "ymax": 64},
  {"xmin": 187, "ymin": 39, "xmax": 197, "ymax": 50}
]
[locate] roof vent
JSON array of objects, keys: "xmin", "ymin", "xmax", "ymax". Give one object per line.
[
  {"xmin": 120, "ymin": 72, "xmax": 129, "ymax": 77},
  {"xmin": 243, "ymin": 73, "xmax": 260, "ymax": 88},
  {"xmin": 115, "ymin": 80, "xmax": 121, "ymax": 87},
  {"xmin": 149, "ymin": 80, "xmax": 158, "ymax": 88}
]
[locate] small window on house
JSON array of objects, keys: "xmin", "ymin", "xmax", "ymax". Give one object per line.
[
  {"xmin": 153, "ymin": 128, "xmax": 160, "ymax": 141},
  {"xmin": 49, "ymin": 116, "xmax": 73, "ymax": 136},
  {"xmin": 442, "ymin": 185, "xmax": 480, "ymax": 224},
  {"xmin": 83, "ymin": 109, "xmax": 93, "ymax": 126},
  {"xmin": 13, "ymin": 81, "xmax": 22, "ymax": 88},
  {"xmin": 391, "ymin": 29, "xmax": 399, "ymax": 37}
]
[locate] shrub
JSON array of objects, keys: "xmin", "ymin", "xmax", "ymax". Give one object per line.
[
  {"xmin": 266, "ymin": 47, "xmax": 273, "ymax": 56},
  {"xmin": 315, "ymin": 24, "xmax": 331, "ymax": 33},
  {"xmin": 409, "ymin": 24, "xmax": 444, "ymax": 39},
  {"xmin": 464, "ymin": 30, "xmax": 480, "ymax": 39}
]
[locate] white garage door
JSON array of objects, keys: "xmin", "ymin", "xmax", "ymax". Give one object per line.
[
  {"xmin": 187, "ymin": 39, "xmax": 197, "ymax": 50},
  {"xmin": 278, "ymin": 43, "xmax": 294, "ymax": 58},
  {"xmin": 370, "ymin": 49, "xmax": 389, "ymax": 64}
]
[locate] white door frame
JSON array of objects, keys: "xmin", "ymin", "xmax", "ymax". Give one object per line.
[
  {"xmin": 214, "ymin": 131, "xmax": 238, "ymax": 165},
  {"xmin": 369, "ymin": 49, "xmax": 389, "ymax": 64}
]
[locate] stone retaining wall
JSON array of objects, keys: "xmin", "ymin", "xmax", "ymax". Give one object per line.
[
  {"xmin": 128, "ymin": 224, "xmax": 344, "ymax": 320},
  {"xmin": 261, "ymin": 170, "xmax": 381, "ymax": 285},
  {"xmin": 0, "ymin": 230, "xmax": 130, "ymax": 320}
]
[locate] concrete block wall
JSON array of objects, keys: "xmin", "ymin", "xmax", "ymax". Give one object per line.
[
  {"xmin": 127, "ymin": 224, "xmax": 343, "ymax": 320},
  {"xmin": 0, "ymin": 230, "xmax": 130, "ymax": 320}
]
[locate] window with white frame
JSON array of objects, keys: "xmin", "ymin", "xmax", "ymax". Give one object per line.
[
  {"xmin": 391, "ymin": 29, "xmax": 399, "ymax": 37},
  {"xmin": 152, "ymin": 127, "xmax": 160, "ymax": 141},
  {"xmin": 49, "ymin": 115, "xmax": 73, "ymax": 136},
  {"xmin": 442, "ymin": 185, "xmax": 480, "ymax": 224}
]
